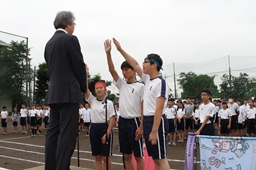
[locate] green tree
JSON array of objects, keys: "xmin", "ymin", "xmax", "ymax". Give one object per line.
[
  {"xmin": 0, "ymin": 40, "xmax": 31, "ymax": 106},
  {"xmin": 34, "ymin": 62, "xmax": 49, "ymax": 104},
  {"xmin": 178, "ymin": 72, "xmax": 218, "ymax": 99},
  {"xmin": 220, "ymin": 73, "xmax": 256, "ymax": 99}
]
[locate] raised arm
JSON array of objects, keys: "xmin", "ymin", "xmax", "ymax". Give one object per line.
[
  {"xmin": 85, "ymin": 65, "xmax": 91, "ymax": 99},
  {"xmin": 113, "ymin": 38, "xmax": 143, "ymax": 78},
  {"xmin": 104, "ymin": 39, "xmax": 119, "ymax": 82}
]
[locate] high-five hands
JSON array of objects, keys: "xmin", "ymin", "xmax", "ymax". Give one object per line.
[{"xmin": 104, "ymin": 39, "xmax": 111, "ymax": 53}]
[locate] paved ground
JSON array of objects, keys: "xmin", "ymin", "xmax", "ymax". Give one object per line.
[{"xmin": 0, "ymin": 118, "xmax": 201, "ymax": 170}]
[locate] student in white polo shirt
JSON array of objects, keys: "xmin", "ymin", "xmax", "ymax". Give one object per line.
[
  {"xmin": 83, "ymin": 103, "xmax": 91, "ymax": 137},
  {"xmin": 20, "ymin": 104, "xmax": 28, "ymax": 134},
  {"xmin": 228, "ymin": 96, "xmax": 240, "ymax": 136},
  {"xmin": 165, "ymin": 99, "xmax": 177, "ymax": 146},
  {"xmin": 218, "ymin": 100, "xmax": 232, "ymax": 136},
  {"xmin": 85, "ymin": 68, "xmax": 116, "ymax": 170},
  {"xmin": 104, "ymin": 39, "xmax": 144, "ymax": 170},
  {"xmin": 113, "ymin": 38, "xmax": 170, "ymax": 170},
  {"xmin": 196, "ymin": 89, "xmax": 215, "ymax": 136},
  {"xmin": 245, "ymin": 99, "xmax": 256, "ymax": 137},
  {"xmin": 29, "ymin": 104, "xmax": 37, "ymax": 137},
  {"xmin": 1, "ymin": 106, "xmax": 8, "ymax": 134}
]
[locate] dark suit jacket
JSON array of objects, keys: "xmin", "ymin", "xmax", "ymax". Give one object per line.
[{"xmin": 44, "ymin": 30, "xmax": 86, "ymax": 105}]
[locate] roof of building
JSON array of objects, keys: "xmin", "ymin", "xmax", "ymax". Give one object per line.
[{"xmin": 0, "ymin": 39, "xmax": 9, "ymax": 47}]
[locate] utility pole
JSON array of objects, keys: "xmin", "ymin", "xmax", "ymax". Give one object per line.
[
  {"xmin": 228, "ymin": 55, "xmax": 232, "ymax": 93},
  {"xmin": 173, "ymin": 62, "xmax": 177, "ymax": 99}
]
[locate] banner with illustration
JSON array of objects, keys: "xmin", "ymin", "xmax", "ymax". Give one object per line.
[{"xmin": 199, "ymin": 135, "xmax": 256, "ymax": 170}]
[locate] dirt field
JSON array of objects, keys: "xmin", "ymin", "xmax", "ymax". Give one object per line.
[{"xmin": 0, "ymin": 118, "xmax": 200, "ymax": 170}]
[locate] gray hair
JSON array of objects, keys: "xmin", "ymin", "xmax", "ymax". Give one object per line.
[{"xmin": 53, "ymin": 11, "xmax": 76, "ymax": 29}]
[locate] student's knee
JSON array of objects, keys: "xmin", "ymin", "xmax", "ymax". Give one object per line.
[
  {"xmin": 135, "ymin": 156, "xmax": 143, "ymax": 162},
  {"xmin": 95, "ymin": 156, "xmax": 102, "ymax": 162},
  {"xmin": 124, "ymin": 154, "xmax": 132, "ymax": 161}
]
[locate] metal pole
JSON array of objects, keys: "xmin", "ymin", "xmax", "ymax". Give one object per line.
[
  {"xmin": 32, "ymin": 66, "xmax": 36, "ymax": 104},
  {"xmin": 173, "ymin": 62, "xmax": 177, "ymax": 99},
  {"xmin": 228, "ymin": 55, "xmax": 232, "ymax": 93},
  {"xmin": 26, "ymin": 38, "xmax": 29, "ymax": 105}
]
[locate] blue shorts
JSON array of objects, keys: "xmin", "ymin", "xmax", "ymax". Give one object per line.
[
  {"xmin": 168, "ymin": 119, "xmax": 176, "ymax": 133},
  {"xmin": 177, "ymin": 118, "xmax": 185, "ymax": 131},
  {"xmin": 199, "ymin": 123, "xmax": 214, "ymax": 136},
  {"xmin": 20, "ymin": 117, "xmax": 27, "ymax": 126},
  {"xmin": 89, "ymin": 123, "xmax": 113, "ymax": 156},
  {"xmin": 1, "ymin": 119, "xmax": 7, "ymax": 127},
  {"xmin": 144, "ymin": 115, "xmax": 168, "ymax": 160},
  {"xmin": 118, "ymin": 116, "xmax": 143, "ymax": 157},
  {"xmin": 30, "ymin": 117, "xmax": 37, "ymax": 126}
]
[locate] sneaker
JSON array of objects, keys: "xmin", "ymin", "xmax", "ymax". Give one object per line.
[
  {"xmin": 177, "ymin": 140, "xmax": 181, "ymax": 143},
  {"xmin": 167, "ymin": 142, "xmax": 172, "ymax": 146},
  {"xmin": 180, "ymin": 140, "xmax": 184, "ymax": 142},
  {"xmin": 22, "ymin": 131, "xmax": 25, "ymax": 134},
  {"xmin": 172, "ymin": 142, "xmax": 176, "ymax": 146},
  {"xmin": 2, "ymin": 132, "xmax": 7, "ymax": 135},
  {"xmin": 25, "ymin": 131, "xmax": 28, "ymax": 134}
]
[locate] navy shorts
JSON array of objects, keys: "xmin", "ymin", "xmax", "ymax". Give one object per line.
[
  {"xmin": 144, "ymin": 115, "xmax": 168, "ymax": 160},
  {"xmin": 37, "ymin": 118, "xmax": 42, "ymax": 125},
  {"xmin": 185, "ymin": 118, "xmax": 193, "ymax": 130},
  {"xmin": 199, "ymin": 123, "xmax": 214, "ymax": 136},
  {"xmin": 84, "ymin": 122, "xmax": 90, "ymax": 127},
  {"xmin": 246, "ymin": 119, "xmax": 256, "ymax": 134},
  {"xmin": 1, "ymin": 119, "xmax": 7, "ymax": 127},
  {"xmin": 177, "ymin": 118, "xmax": 185, "ymax": 131},
  {"xmin": 13, "ymin": 122, "xmax": 18, "ymax": 126},
  {"xmin": 44, "ymin": 116, "xmax": 49, "ymax": 125},
  {"xmin": 30, "ymin": 117, "xmax": 37, "ymax": 126},
  {"xmin": 118, "ymin": 116, "xmax": 143, "ymax": 157},
  {"xmin": 220, "ymin": 119, "xmax": 230, "ymax": 134},
  {"xmin": 168, "ymin": 119, "xmax": 176, "ymax": 133},
  {"xmin": 193, "ymin": 118, "xmax": 200, "ymax": 130},
  {"xmin": 238, "ymin": 123, "xmax": 245, "ymax": 130},
  {"xmin": 20, "ymin": 117, "xmax": 27, "ymax": 126},
  {"xmin": 231, "ymin": 115, "xmax": 238, "ymax": 130},
  {"xmin": 89, "ymin": 123, "xmax": 113, "ymax": 156}
]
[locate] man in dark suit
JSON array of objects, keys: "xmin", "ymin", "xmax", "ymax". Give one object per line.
[{"xmin": 44, "ymin": 11, "xmax": 87, "ymax": 170}]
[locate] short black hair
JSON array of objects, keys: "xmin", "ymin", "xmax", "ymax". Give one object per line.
[
  {"xmin": 201, "ymin": 89, "xmax": 211, "ymax": 96},
  {"xmin": 2, "ymin": 106, "xmax": 6, "ymax": 109},
  {"xmin": 146, "ymin": 53, "xmax": 163, "ymax": 71},
  {"xmin": 120, "ymin": 61, "xmax": 133, "ymax": 70},
  {"xmin": 228, "ymin": 95, "xmax": 235, "ymax": 99},
  {"xmin": 168, "ymin": 98, "xmax": 175, "ymax": 102}
]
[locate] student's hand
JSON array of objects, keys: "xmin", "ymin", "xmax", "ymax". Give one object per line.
[
  {"xmin": 135, "ymin": 126, "xmax": 143, "ymax": 140},
  {"xmin": 149, "ymin": 131, "xmax": 158, "ymax": 145},
  {"xmin": 195, "ymin": 121, "xmax": 198, "ymax": 125},
  {"xmin": 219, "ymin": 124, "xmax": 221, "ymax": 128},
  {"xmin": 195, "ymin": 130, "xmax": 200, "ymax": 135},
  {"xmin": 101, "ymin": 134, "xmax": 107, "ymax": 144},
  {"xmin": 113, "ymin": 38, "xmax": 122, "ymax": 51},
  {"xmin": 227, "ymin": 125, "xmax": 231, "ymax": 129},
  {"xmin": 104, "ymin": 39, "xmax": 111, "ymax": 53}
]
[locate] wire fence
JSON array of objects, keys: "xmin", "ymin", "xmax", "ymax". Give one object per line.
[{"xmin": 162, "ymin": 55, "xmax": 256, "ymax": 98}]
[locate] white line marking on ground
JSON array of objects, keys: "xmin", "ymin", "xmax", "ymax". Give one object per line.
[{"xmin": 0, "ymin": 139, "xmax": 199, "ymax": 164}]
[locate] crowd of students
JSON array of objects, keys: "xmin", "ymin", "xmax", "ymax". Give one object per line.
[
  {"xmin": 0, "ymin": 104, "xmax": 50, "ymax": 136},
  {"xmin": 165, "ymin": 96, "xmax": 256, "ymax": 147}
]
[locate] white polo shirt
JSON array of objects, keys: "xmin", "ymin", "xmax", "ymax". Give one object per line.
[
  {"xmin": 30, "ymin": 109, "xmax": 37, "ymax": 117},
  {"xmin": 86, "ymin": 93, "xmax": 116, "ymax": 123},
  {"xmin": 1, "ymin": 110, "xmax": 8, "ymax": 119},
  {"xmin": 165, "ymin": 107, "xmax": 176, "ymax": 119},
  {"xmin": 44, "ymin": 109, "xmax": 50, "ymax": 117},
  {"xmin": 218, "ymin": 109, "xmax": 232, "ymax": 119},
  {"xmin": 20, "ymin": 108, "xmax": 28, "ymax": 117},
  {"xmin": 141, "ymin": 73, "xmax": 170, "ymax": 116},
  {"xmin": 192, "ymin": 109, "xmax": 200, "ymax": 118},
  {"xmin": 246, "ymin": 108, "xmax": 256, "ymax": 119},
  {"xmin": 114, "ymin": 77, "xmax": 144, "ymax": 118},
  {"xmin": 228, "ymin": 103, "xmax": 240, "ymax": 116},
  {"xmin": 36, "ymin": 109, "xmax": 43, "ymax": 117},
  {"xmin": 199, "ymin": 102, "xmax": 215, "ymax": 124},
  {"xmin": 83, "ymin": 108, "xmax": 91, "ymax": 123},
  {"xmin": 176, "ymin": 108, "xmax": 185, "ymax": 118}
]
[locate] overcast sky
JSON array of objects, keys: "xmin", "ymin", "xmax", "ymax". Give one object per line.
[{"xmin": 1, "ymin": 0, "xmax": 256, "ymax": 95}]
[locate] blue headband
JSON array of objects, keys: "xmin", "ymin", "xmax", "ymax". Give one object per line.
[{"xmin": 146, "ymin": 56, "xmax": 163, "ymax": 70}]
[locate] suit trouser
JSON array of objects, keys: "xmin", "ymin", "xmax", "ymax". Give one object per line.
[{"xmin": 45, "ymin": 103, "xmax": 79, "ymax": 170}]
